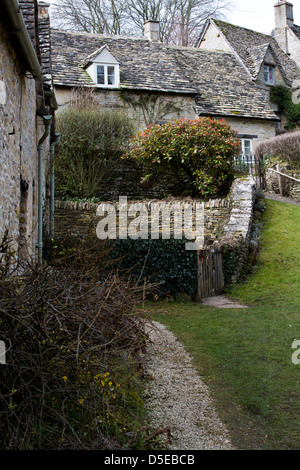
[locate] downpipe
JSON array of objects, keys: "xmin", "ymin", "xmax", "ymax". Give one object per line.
[
  {"xmin": 50, "ymin": 133, "xmax": 60, "ymax": 238},
  {"xmin": 37, "ymin": 115, "xmax": 52, "ymax": 264}
]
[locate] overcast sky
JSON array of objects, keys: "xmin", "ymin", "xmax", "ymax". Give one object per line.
[
  {"xmin": 227, "ymin": 0, "xmax": 300, "ymax": 34},
  {"xmin": 48, "ymin": 0, "xmax": 300, "ymax": 35}
]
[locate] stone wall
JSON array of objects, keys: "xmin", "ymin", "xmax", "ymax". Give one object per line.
[
  {"xmin": 0, "ymin": 13, "xmax": 52, "ymax": 261},
  {"xmin": 54, "ymin": 177, "xmax": 256, "ymax": 287},
  {"xmin": 54, "ymin": 197, "xmax": 231, "ymax": 244},
  {"xmin": 214, "ymin": 176, "xmax": 256, "ymax": 283},
  {"xmin": 54, "ymin": 177, "xmax": 255, "ymax": 246},
  {"xmin": 0, "ymin": 24, "xmax": 38, "ymax": 257},
  {"xmin": 265, "ymin": 168, "xmax": 300, "ymax": 201},
  {"xmin": 55, "ymin": 86, "xmax": 197, "ymax": 131},
  {"xmin": 198, "ymin": 22, "xmax": 232, "ymax": 52},
  {"xmin": 224, "ymin": 117, "xmax": 277, "ymax": 152},
  {"xmin": 216, "ymin": 176, "xmax": 255, "ymax": 245}
]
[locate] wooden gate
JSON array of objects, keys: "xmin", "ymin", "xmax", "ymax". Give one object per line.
[{"xmin": 196, "ymin": 247, "xmax": 224, "ymax": 300}]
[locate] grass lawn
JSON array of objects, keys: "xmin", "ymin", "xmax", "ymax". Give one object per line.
[{"xmin": 146, "ymin": 199, "xmax": 300, "ymax": 450}]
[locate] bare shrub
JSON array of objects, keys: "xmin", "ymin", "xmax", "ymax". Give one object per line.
[
  {"xmin": 255, "ymin": 131, "xmax": 300, "ymax": 170},
  {"xmin": 55, "ymin": 90, "xmax": 135, "ymax": 199},
  {"xmin": 0, "ymin": 239, "xmax": 150, "ymax": 450}
]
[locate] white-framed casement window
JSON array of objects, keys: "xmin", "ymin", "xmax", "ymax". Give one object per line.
[
  {"xmin": 241, "ymin": 138, "xmax": 253, "ymax": 157},
  {"xmin": 96, "ymin": 64, "xmax": 116, "ymax": 86},
  {"xmin": 84, "ymin": 45, "xmax": 120, "ymax": 88},
  {"xmin": 264, "ymin": 64, "xmax": 275, "ymax": 85}
]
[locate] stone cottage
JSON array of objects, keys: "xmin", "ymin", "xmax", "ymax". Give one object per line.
[
  {"xmin": 197, "ymin": 1, "xmax": 300, "ymax": 154},
  {"xmin": 0, "ymin": 0, "xmax": 57, "ymax": 263},
  {"xmin": 50, "ymin": 17, "xmax": 280, "ymax": 155}
]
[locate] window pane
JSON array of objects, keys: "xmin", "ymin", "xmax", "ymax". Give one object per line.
[
  {"xmin": 97, "ymin": 65, "xmax": 104, "ymax": 84},
  {"xmin": 242, "ymin": 139, "xmax": 252, "ymax": 156},
  {"xmin": 107, "ymin": 66, "xmax": 115, "ymax": 85},
  {"xmin": 264, "ymin": 65, "xmax": 274, "ymax": 84}
]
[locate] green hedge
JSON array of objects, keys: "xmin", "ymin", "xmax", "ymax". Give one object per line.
[{"xmin": 109, "ymin": 238, "xmax": 198, "ymax": 300}]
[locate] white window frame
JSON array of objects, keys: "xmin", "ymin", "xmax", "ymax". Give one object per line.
[
  {"xmin": 96, "ymin": 64, "xmax": 117, "ymax": 87},
  {"xmin": 240, "ymin": 138, "xmax": 253, "ymax": 157},
  {"xmin": 264, "ymin": 64, "xmax": 275, "ymax": 86}
]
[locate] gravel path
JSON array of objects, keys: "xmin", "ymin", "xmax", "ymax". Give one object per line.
[
  {"xmin": 264, "ymin": 192, "xmax": 300, "ymax": 206},
  {"xmin": 143, "ymin": 321, "xmax": 235, "ymax": 450},
  {"xmin": 141, "ymin": 192, "xmax": 298, "ymax": 450}
]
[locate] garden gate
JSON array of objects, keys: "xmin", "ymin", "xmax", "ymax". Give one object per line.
[{"xmin": 196, "ymin": 247, "xmax": 224, "ymax": 300}]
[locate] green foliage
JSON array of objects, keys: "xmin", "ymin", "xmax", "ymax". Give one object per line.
[
  {"xmin": 110, "ymin": 237, "xmax": 198, "ymax": 300},
  {"xmin": 55, "ymin": 106, "xmax": 134, "ymax": 199},
  {"xmin": 222, "ymin": 245, "xmax": 241, "ymax": 285},
  {"xmin": 124, "ymin": 117, "xmax": 240, "ymax": 198},
  {"xmin": 270, "ymin": 85, "xmax": 300, "ymax": 130}
]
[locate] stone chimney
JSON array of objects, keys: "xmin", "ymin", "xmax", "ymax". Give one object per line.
[
  {"xmin": 144, "ymin": 20, "xmax": 160, "ymax": 41},
  {"xmin": 38, "ymin": 1, "xmax": 50, "ymax": 18},
  {"xmin": 274, "ymin": 1, "xmax": 294, "ymax": 28}
]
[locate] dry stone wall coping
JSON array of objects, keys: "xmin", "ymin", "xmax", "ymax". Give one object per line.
[
  {"xmin": 214, "ymin": 176, "xmax": 256, "ymax": 248},
  {"xmin": 55, "ymin": 197, "xmax": 231, "ymax": 212}
]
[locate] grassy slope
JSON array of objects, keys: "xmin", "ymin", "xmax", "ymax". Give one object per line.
[{"xmin": 148, "ymin": 199, "xmax": 300, "ymax": 450}]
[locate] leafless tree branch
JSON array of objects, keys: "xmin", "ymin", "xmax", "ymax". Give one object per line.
[{"xmin": 50, "ymin": 0, "xmax": 232, "ymax": 45}]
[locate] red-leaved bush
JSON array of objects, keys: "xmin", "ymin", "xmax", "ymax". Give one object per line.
[{"xmin": 124, "ymin": 117, "xmax": 240, "ymax": 197}]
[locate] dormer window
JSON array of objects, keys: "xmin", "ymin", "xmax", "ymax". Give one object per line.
[
  {"xmin": 83, "ymin": 45, "xmax": 120, "ymax": 88},
  {"xmin": 264, "ymin": 65, "xmax": 275, "ymax": 85},
  {"xmin": 97, "ymin": 65, "xmax": 116, "ymax": 86}
]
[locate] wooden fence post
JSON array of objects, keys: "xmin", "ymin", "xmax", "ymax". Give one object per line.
[{"xmin": 277, "ymin": 164, "xmax": 283, "ymax": 196}]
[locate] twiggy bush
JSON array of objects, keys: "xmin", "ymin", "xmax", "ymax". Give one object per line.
[
  {"xmin": 0, "ymin": 239, "xmax": 151, "ymax": 450},
  {"xmin": 55, "ymin": 92, "xmax": 135, "ymax": 199},
  {"xmin": 255, "ymin": 131, "xmax": 300, "ymax": 170}
]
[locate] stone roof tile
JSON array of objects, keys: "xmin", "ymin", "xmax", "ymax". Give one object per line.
[
  {"xmin": 170, "ymin": 48, "xmax": 277, "ymax": 120},
  {"xmin": 51, "ymin": 29, "xmax": 278, "ymax": 121},
  {"xmin": 213, "ymin": 19, "xmax": 300, "ymax": 86},
  {"xmin": 51, "ymin": 30, "xmax": 197, "ymax": 94},
  {"xmin": 291, "ymin": 24, "xmax": 300, "ymax": 40},
  {"xmin": 248, "ymin": 43, "xmax": 270, "ymax": 79}
]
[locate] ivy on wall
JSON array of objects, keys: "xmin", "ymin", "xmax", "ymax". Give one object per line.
[
  {"xmin": 109, "ymin": 237, "xmax": 198, "ymax": 300},
  {"xmin": 120, "ymin": 91, "xmax": 188, "ymax": 127},
  {"xmin": 270, "ymin": 85, "xmax": 300, "ymax": 130}
]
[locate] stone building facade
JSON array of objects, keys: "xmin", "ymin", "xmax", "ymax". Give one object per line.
[
  {"xmin": 50, "ymin": 21, "xmax": 279, "ymax": 147},
  {"xmin": 197, "ymin": 2, "xmax": 300, "ymax": 147},
  {"xmin": 0, "ymin": 0, "xmax": 57, "ymax": 262}
]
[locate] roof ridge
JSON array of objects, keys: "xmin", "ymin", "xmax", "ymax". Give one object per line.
[
  {"xmin": 213, "ymin": 18, "xmax": 272, "ymax": 38},
  {"xmin": 51, "ymin": 28, "xmax": 148, "ymax": 42}
]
